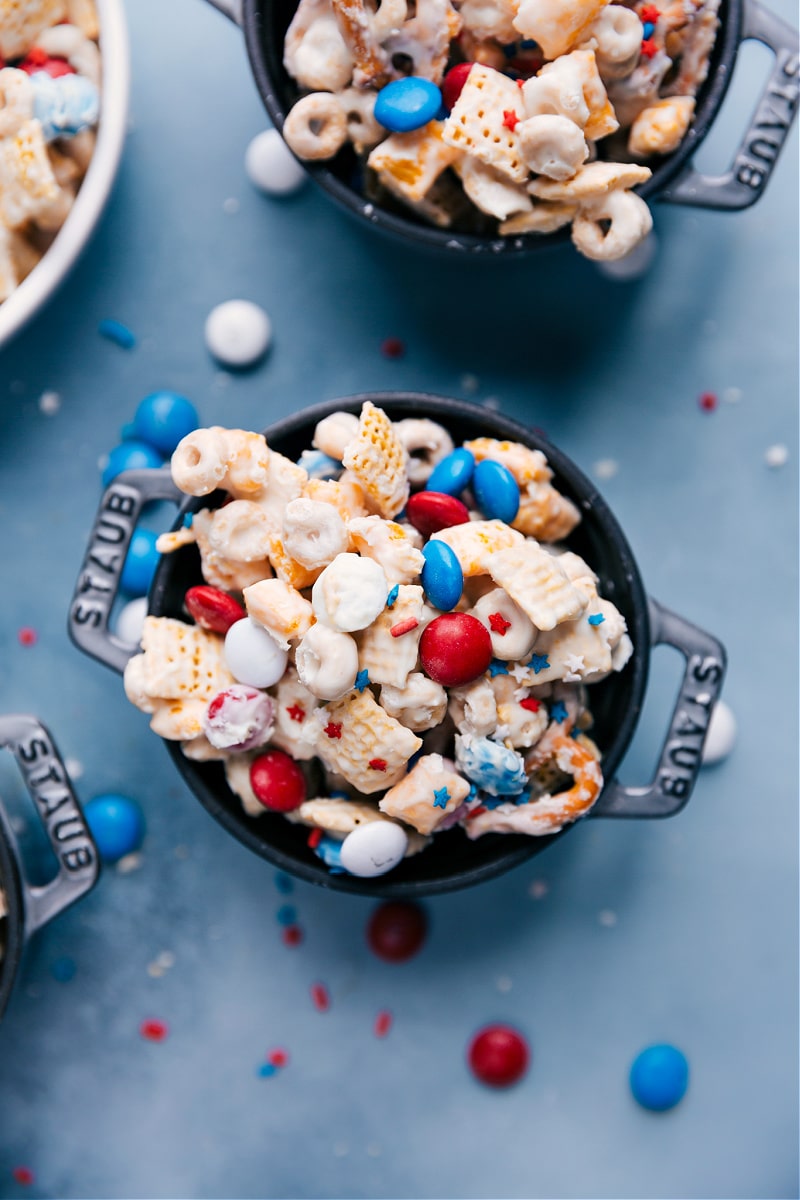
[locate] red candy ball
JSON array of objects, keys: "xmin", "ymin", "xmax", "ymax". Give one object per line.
[
  {"xmin": 442, "ymin": 62, "xmax": 475, "ymax": 112},
  {"xmin": 367, "ymin": 901, "xmax": 428, "ymax": 962},
  {"xmin": 406, "ymin": 491, "xmax": 470, "ymax": 537},
  {"xmin": 420, "ymin": 612, "xmax": 492, "ymax": 687},
  {"xmin": 185, "ymin": 584, "xmax": 246, "ymax": 634},
  {"xmin": 468, "ymin": 1024, "xmax": 530, "ymax": 1088},
  {"xmin": 250, "ymin": 750, "xmax": 306, "ymax": 812}
]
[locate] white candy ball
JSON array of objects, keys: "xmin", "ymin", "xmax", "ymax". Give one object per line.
[
  {"xmin": 339, "ymin": 820, "xmax": 408, "ymax": 878},
  {"xmin": 595, "ymin": 232, "xmax": 658, "ymax": 281},
  {"xmin": 701, "ymin": 700, "xmax": 737, "ymax": 766},
  {"xmin": 116, "ymin": 597, "xmax": 148, "ymax": 646},
  {"xmin": 245, "ymin": 129, "xmax": 307, "ymax": 196},
  {"xmin": 205, "ymin": 300, "xmax": 272, "ymax": 368},
  {"xmin": 224, "ymin": 618, "xmax": 288, "ymax": 688}
]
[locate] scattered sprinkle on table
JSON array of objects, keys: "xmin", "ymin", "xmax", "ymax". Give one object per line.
[
  {"xmin": 311, "ymin": 982, "xmax": 331, "ymax": 1011},
  {"xmin": 598, "ymin": 909, "xmax": 618, "ymax": 927},
  {"xmin": 274, "ymin": 871, "xmax": 294, "ymax": 894},
  {"xmin": 282, "ymin": 925, "xmax": 304, "ymax": 947},
  {"xmin": 496, "ymin": 975, "xmax": 513, "ymax": 993},
  {"xmin": 381, "ymin": 337, "xmax": 405, "ymax": 359},
  {"xmin": 116, "ymin": 852, "xmax": 144, "ymax": 875},
  {"xmin": 765, "ymin": 443, "xmax": 788, "ymax": 469},
  {"xmin": 50, "ymin": 956, "xmax": 76, "ymax": 982},
  {"xmin": 529, "ymin": 879, "xmax": 549, "ymax": 899},
  {"xmin": 276, "ymin": 904, "xmax": 297, "ymax": 927},
  {"xmin": 723, "ymin": 386, "xmax": 742, "ymax": 403},
  {"xmin": 699, "ymin": 391, "xmax": 717, "ymax": 412},
  {"xmin": 593, "ymin": 458, "xmax": 619, "ymax": 480},
  {"xmin": 460, "ymin": 373, "xmax": 479, "ymax": 393},
  {"xmin": 268, "ymin": 1048, "xmax": 289, "ymax": 1068},
  {"xmin": 11, "ymin": 1168, "xmax": 34, "ymax": 1187},
  {"xmin": 140, "ymin": 1019, "xmax": 169, "ymax": 1042},
  {"xmin": 98, "ymin": 318, "xmax": 136, "ymax": 348},
  {"xmin": 374, "ymin": 1010, "xmax": 393, "ymax": 1038},
  {"xmin": 38, "ymin": 390, "xmax": 61, "ymax": 414},
  {"xmin": 222, "ymin": 197, "xmax": 240, "ymax": 214},
  {"xmin": 17, "ymin": 627, "xmax": 37, "ymax": 647}
]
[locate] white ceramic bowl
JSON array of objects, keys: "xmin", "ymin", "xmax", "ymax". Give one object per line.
[{"xmin": 0, "ymin": 0, "xmax": 130, "ymax": 352}]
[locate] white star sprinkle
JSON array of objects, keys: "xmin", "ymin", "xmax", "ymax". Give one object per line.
[{"xmin": 562, "ymin": 653, "xmax": 585, "ymax": 682}]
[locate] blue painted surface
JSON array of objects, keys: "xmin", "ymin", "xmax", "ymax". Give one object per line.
[{"xmin": 0, "ymin": 2, "xmax": 796, "ymax": 1198}]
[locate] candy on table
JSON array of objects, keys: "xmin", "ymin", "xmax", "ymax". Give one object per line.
[
  {"xmin": 468, "ymin": 1024, "xmax": 530, "ymax": 1088},
  {"xmin": 120, "ymin": 529, "xmax": 160, "ymax": 598},
  {"xmin": 245, "ymin": 128, "xmax": 308, "ymax": 196},
  {"xmin": 116, "ymin": 596, "xmax": 149, "ymax": 647},
  {"xmin": 204, "ymin": 300, "xmax": 272, "ymax": 368},
  {"xmin": 629, "ymin": 1043, "xmax": 689, "ymax": 1111},
  {"xmin": 83, "ymin": 793, "xmax": 145, "ymax": 864},
  {"xmin": 102, "ymin": 440, "xmax": 164, "ymax": 487},
  {"xmin": 700, "ymin": 699, "xmax": 736, "ymax": 766},
  {"xmin": 132, "ymin": 392, "xmax": 199, "ymax": 456}
]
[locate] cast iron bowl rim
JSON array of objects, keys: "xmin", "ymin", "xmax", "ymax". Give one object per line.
[
  {"xmin": 0, "ymin": 817, "xmax": 25, "ymax": 1023},
  {"xmin": 150, "ymin": 392, "xmax": 651, "ymax": 897},
  {"xmin": 239, "ymin": 0, "xmax": 742, "ymax": 255}
]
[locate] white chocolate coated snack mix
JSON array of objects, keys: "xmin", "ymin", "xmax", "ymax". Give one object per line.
[
  {"xmin": 279, "ymin": 0, "xmax": 719, "ymax": 260},
  {"xmin": 0, "ymin": 0, "xmax": 101, "ymax": 302},
  {"xmin": 127, "ymin": 404, "xmax": 634, "ymax": 879}
]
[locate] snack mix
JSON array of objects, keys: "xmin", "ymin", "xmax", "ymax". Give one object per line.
[
  {"xmin": 124, "ymin": 404, "xmax": 634, "ymax": 879},
  {"xmin": 280, "ymin": 0, "xmax": 719, "ymax": 259},
  {"xmin": 0, "ymin": 0, "xmax": 101, "ymax": 302}
]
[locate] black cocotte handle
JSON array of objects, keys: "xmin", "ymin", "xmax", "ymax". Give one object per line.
[
  {"xmin": 592, "ymin": 598, "xmax": 727, "ymax": 819},
  {"xmin": 68, "ymin": 469, "xmax": 182, "ymax": 675},
  {"xmin": 0, "ymin": 715, "xmax": 99, "ymax": 934}
]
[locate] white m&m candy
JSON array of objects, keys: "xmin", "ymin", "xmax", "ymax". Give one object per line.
[
  {"xmin": 701, "ymin": 700, "xmax": 737, "ymax": 766},
  {"xmin": 224, "ymin": 618, "xmax": 288, "ymax": 688},
  {"xmin": 339, "ymin": 820, "xmax": 409, "ymax": 877},
  {"xmin": 205, "ymin": 300, "xmax": 272, "ymax": 368},
  {"xmin": 245, "ymin": 129, "xmax": 307, "ymax": 196}
]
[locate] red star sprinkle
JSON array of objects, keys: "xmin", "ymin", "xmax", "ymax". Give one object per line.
[
  {"xmin": 311, "ymin": 982, "xmax": 330, "ymax": 1012},
  {"xmin": 516, "ymin": 78, "xmax": 525, "ymax": 87},
  {"xmin": 381, "ymin": 337, "xmax": 405, "ymax": 359},
  {"xmin": 699, "ymin": 391, "xmax": 718, "ymax": 411},
  {"xmin": 12, "ymin": 1168, "xmax": 34, "ymax": 1187},
  {"xmin": 640, "ymin": 37, "xmax": 658, "ymax": 57},
  {"xmin": 17, "ymin": 627, "xmax": 37, "ymax": 647},
  {"xmin": 140, "ymin": 1019, "xmax": 168, "ymax": 1042},
  {"xmin": 324, "ymin": 722, "xmax": 343, "ymax": 739},
  {"xmin": 640, "ymin": 4, "xmax": 661, "ymax": 20},
  {"xmin": 374, "ymin": 1010, "xmax": 393, "ymax": 1038},
  {"xmin": 268, "ymin": 1048, "xmax": 289, "ymax": 1068},
  {"xmin": 286, "ymin": 703, "xmax": 306, "ymax": 722},
  {"xmin": 307, "ymin": 828, "xmax": 323, "ymax": 849},
  {"xmin": 368, "ymin": 758, "xmax": 387, "ymax": 771},
  {"xmin": 502, "ymin": 109, "xmax": 520, "ymax": 131},
  {"xmin": 390, "ymin": 617, "xmax": 419, "ymax": 638},
  {"xmin": 282, "ymin": 925, "xmax": 304, "ymax": 947},
  {"xmin": 467, "ymin": 805, "xmax": 487, "ymax": 819},
  {"xmin": 488, "ymin": 612, "xmax": 512, "ymax": 635},
  {"xmin": 520, "ymin": 698, "xmax": 541, "ymax": 712}
]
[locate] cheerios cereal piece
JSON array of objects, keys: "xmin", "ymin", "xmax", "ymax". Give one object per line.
[
  {"xmin": 283, "ymin": 498, "xmax": 348, "ymax": 569},
  {"xmin": 283, "ymin": 92, "xmax": 348, "ymax": 161}
]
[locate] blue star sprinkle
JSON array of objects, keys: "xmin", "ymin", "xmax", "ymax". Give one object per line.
[
  {"xmin": 488, "ymin": 659, "xmax": 509, "ymax": 677},
  {"xmin": 588, "ymin": 613, "xmax": 605, "ymax": 626},
  {"xmin": 386, "ymin": 584, "xmax": 399, "ymax": 608},
  {"xmin": 551, "ymin": 700, "xmax": 568, "ymax": 723},
  {"xmin": 355, "ymin": 669, "xmax": 370, "ymax": 692},
  {"xmin": 530, "ymin": 653, "xmax": 550, "ymax": 674},
  {"xmin": 433, "ymin": 787, "xmax": 451, "ymax": 810}
]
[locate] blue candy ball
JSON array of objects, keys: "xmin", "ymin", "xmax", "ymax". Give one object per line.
[
  {"xmin": 102, "ymin": 440, "xmax": 164, "ymax": 487},
  {"xmin": 426, "ymin": 448, "xmax": 475, "ymax": 496},
  {"xmin": 84, "ymin": 793, "xmax": 145, "ymax": 863},
  {"xmin": 121, "ymin": 529, "xmax": 160, "ymax": 597},
  {"xmin": 421, "ymin": 539, "xmax": 463, "ymax": 612},
  {"xmin": 374, "ymin": 77, "xmax": 443, "ymax": 133},
  {"xmin": 630, "ymin": 1044, "xmax": 689, "ymax": 1111},
  {"xmin": 472, "ymin": 459, "xmax": 520, "ymax": 523},
  {"xmin": 132, "ymin": 391, "xmax": 199, "ymax": 455}
]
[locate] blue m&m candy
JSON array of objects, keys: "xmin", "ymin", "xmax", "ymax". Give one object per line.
[
  {"xmin": 84, "ymin": 793, "xmax": 145, "ymax": 863},
  {"xmin": 374, "ymin": 77, "xmax": 443, "ymax": 133},
  {"xmin": 121, "ymin": 529, "xmax": 160, "ymax": 597},
  {"xmin": 630, "ymin": 1044, "xmax": 689, "ymax": 1111},
  {"xmin": 421, "ymin": 539, "xmax": 463, "ymax": 612},
  {"xmin": 102, "ymin": 440, "xmax": 164, "ymax": 487},
  {"xmin": 426, "ymin": 448, "xmax": 475, "ymax": 496},
  {"xmin": 132, "ymin": 391, "xmax": 199, "ymax": 455},
  {"xmin": 472, "ymin": 459, "xmax": 520, "ymax": 523}
]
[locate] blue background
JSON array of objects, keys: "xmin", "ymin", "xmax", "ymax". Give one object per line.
[{"xmin": 0, "ymin": 1, "xmax": 797, "ymax": 1196}]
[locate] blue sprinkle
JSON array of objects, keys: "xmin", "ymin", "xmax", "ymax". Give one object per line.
[
  {"xmin": 530, "ymin": 654, "xmax": 550, "ymax": 675},
  {"xmin": 314, "ymin": 835, "xmax": 348, "ymax": 874},
  {"xmin": 50, "ymin": 956, "xmax": 76, "ymax": 983},
  {"xmin": 98, "ymin": 318, "xmax": 136, "ymax": 348},
  {"xmin": 551, "ymin": 700, "xmax": 568, "ymax": 723},
  {"xmin": 643, "ymin": 20, "xmax": 655, "ymax": 37},
  {"xmin": 257, "ymin": 1062, "xmax": 278, "ymax": 1078},
  {"xmin": 433, "ymin": 787, "xmax": 450, "ymax": 810},
  {"xmin": 520, "ymin": 38, "xmax": 538, "ymax": 48},
  {"xmin": 488, "ymin": 659, "xmax": 509, "ymax": 677},
  {"xmin": 329, "ymin": 790, "xmax": 349, "ymax": 801},
  {"xmin": 501, "ymin": 41, "xmax": 517, "ymax": 57},
  {"xmin": 355, "ymin": 669, "xmax": 370, "ymax": 693},
  {"xmin": 386, "ymin": 584, "xmax": 400, "ymax": 608},
  {"xmin": 277, "ymin": 905, "xmax": 297, "ymax": 926},
  {"xmin": 274, "ymin": 872, "xmax": 294, "ymax": 895},
  {"xmin": 182, "ymin": 513, "xmax": 194, "ymax": 529},
  {"xmin": 588, "ymin": 613, "xmax": 605, "ymax": 626}
]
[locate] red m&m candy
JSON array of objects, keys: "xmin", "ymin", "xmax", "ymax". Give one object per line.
[
  {"xmin": 420, "ymin": 612, "xmax": 492, "ymax": 687},
  {"xmin": 185, "ymin": 585, "xmax": 246, "ymax": 634},
  {"xmin": 406, "ymin": 491, "xmax": 470, "ymax": 537},
  {"xmin": 250, "ymin": 750, "xmax": 306, "ymax": 812},
  {"xmin": 442, "ymin": 62, "xmax": 474, "ymax": 112},
  {"xmin": 468, "ymin": 1024, "xmax": 530, "ymax": 1088},
  {"xmin": 367, "ymin": 901, "xmax": 428, "ymax": 962}
]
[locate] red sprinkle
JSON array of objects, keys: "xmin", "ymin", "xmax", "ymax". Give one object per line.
[
  {"xmin": 374, "ymin": 1010, "xmax": 393, "ymax": 1038},
  {"xmin": 268, "ymin": 1048, "xmax": 289, "ymax": 1068},
  {"xmin": 467, "ymin": 805, "xmax": 487, "ymax": 819},
  {"xmin": 441, "ymin": 61, "xmax": 474, "ymax": 111},
  {"xmin": 20, "ymin": 45, "xmax": 47, "ymax": 66},
  {"xmin": 640, "ymin": 37, "xmax": 658, "ymax": 56},
  {"xmin": 488, "ymin": 612, "xmax": 511, "ymax": 636},
  {"xmin": 516, "ymin": 77, "xmax": 525, "ymax": 87},
  {"xmin": 140, "ymin": 1019, "xmax": 169, "ymax": 1042},
  {"xmin": 520, "ymin": 698, "xmax": 541, "ymax": 712},
  {"xmin": 390, "ymin": 617, "xmax": 419, "ymax": 638},
  {"xmin": 12, "ymin": 1169, "xmax": 34, "ymax": 1187},
  {"xmin": 367, "ymin": 901, "xmax": 427, "ymax": 962},
  {"xmin": 17, "ymin": 627, "xmax": 37, "ymax": 647},
  {"xmin": 502, "ymin": 109, "xmax": 520, "ymax": 131},
  {"xmin": 282, "ymin": 924, "xmax": 304, "ymax": 946},
  {"xmin": 286, "ymin": 703, "xmax": 306, "ymax": 723},
  {"xmin": 311, "ymin": 982, "xmax": 330, "ymax": 1012},
  {"xmin": 381, "ymin": 337, "xmax": 405, "ymax": 359},
  {"xmin": 699, "ymin": 391, "xmax": 718, "ymax": 411},
  {"xmin": 307, "ymin": 828, "xmax": 323, "ymax": 849},
  {"xmin": 368, "ymin": 758, "xmax": 387, "ymax": 772},
  {"xmin": 640, "ymin": 4, "xmax": 661, "ymax": 20},
  {"xmin": 468, "ymin": 1024, "xmax": 530, "ymax": 1088},
  {"xmin": 323, "ymin": 721, "xmax": 343, "ymax": 739}
]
